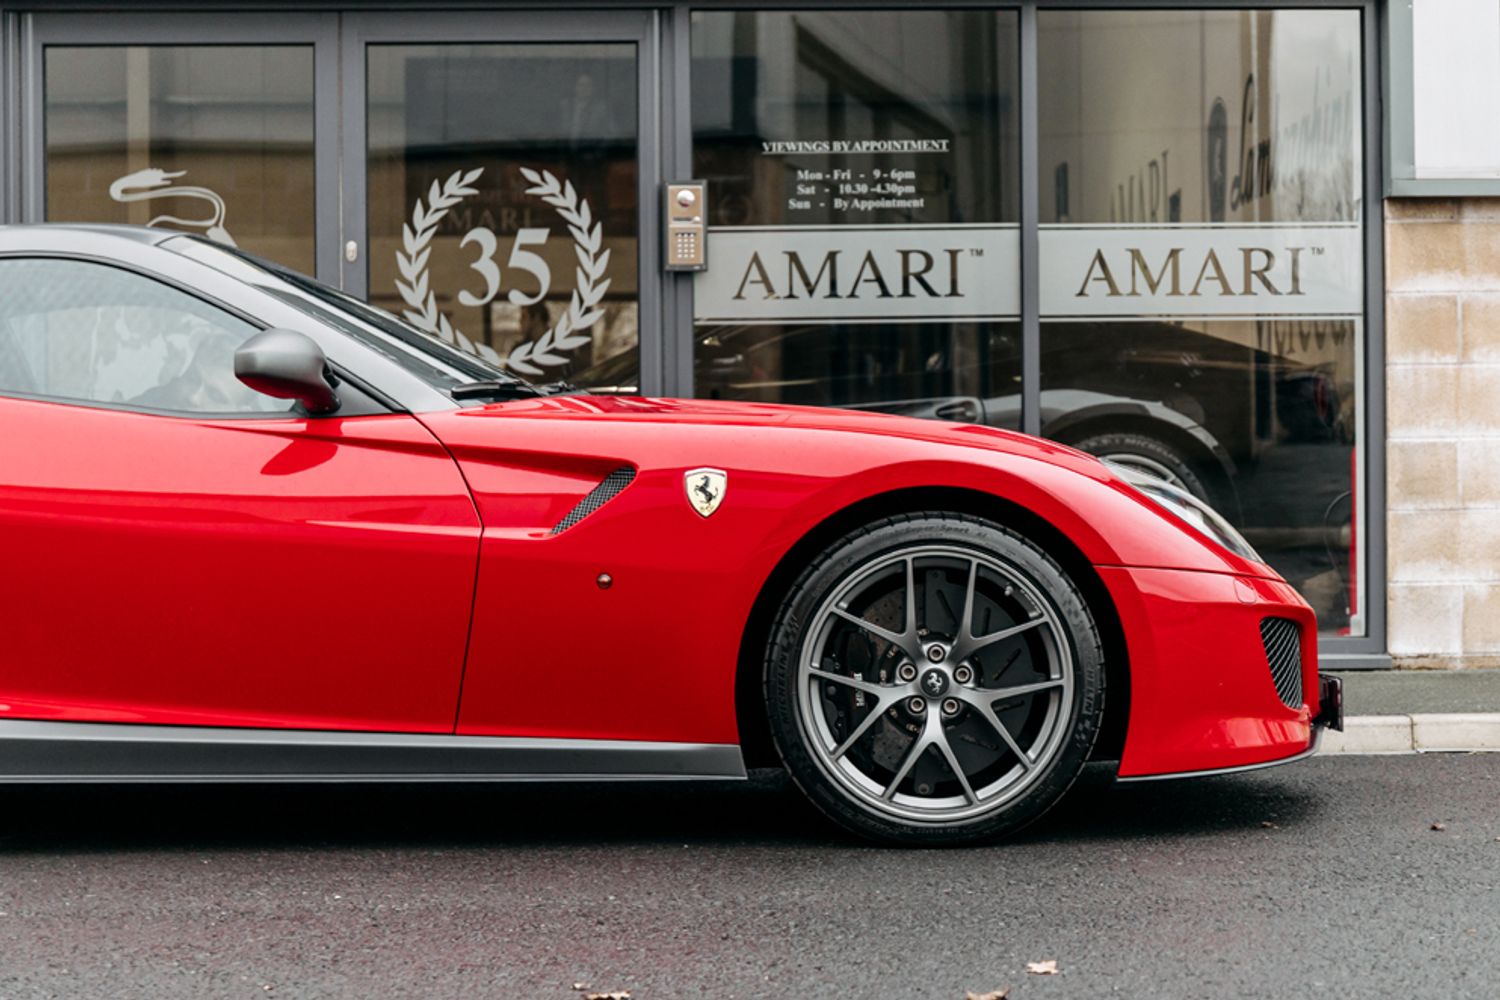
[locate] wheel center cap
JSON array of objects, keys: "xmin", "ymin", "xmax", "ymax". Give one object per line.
[{"xmin": 919, "ymin": 669, "xmax": 950, "ymax": 698}]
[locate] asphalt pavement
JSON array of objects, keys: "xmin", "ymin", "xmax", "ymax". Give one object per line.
[{"xmin": 2, "ymin": 754, "xmax": 1498, "ymax": 1000}]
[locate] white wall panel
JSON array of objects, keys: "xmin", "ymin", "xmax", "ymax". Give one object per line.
[{"xmin": 1412, "ymin": 0, "xmax": 1500, "ymax": 179}]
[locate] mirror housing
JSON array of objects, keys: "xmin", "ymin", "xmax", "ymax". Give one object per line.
[{"xmin": 234, "ymin": 329, "xmax": 340, "ymax": 415}]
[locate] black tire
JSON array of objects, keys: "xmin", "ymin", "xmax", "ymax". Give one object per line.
[
  {"xmin": 1069, "ymin": 431, "xmax": 1211, "ymax": 504},
  {"xmin": 764, "ymin": 513, "xmax": 1105, "ymax": 846}
]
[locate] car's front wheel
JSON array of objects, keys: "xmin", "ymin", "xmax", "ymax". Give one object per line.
[{"xmin": 765, "ymin": 514, "xmax": 1105, "ymax": 845}]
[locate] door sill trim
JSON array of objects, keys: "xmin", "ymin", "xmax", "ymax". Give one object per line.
[{"xmin": 0, "ymin": 720, "xmax": 747, "ymax": 782}]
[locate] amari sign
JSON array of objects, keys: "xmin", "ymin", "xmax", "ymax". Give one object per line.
[
  {"xmin": 1041, "ymin": 224, "xmax": 1362, "ymax": 320},
  {"xmin": 695, "ymin": 226, "xmax": 1021, "ymax": 325},
  {"xmin": 694, "ymin": 223, "xmax": 1357, "ymax": 326}
]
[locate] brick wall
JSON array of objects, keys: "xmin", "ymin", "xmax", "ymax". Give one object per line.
[{"xmin": 1386, "ymin": 198, "xmax": 1500, "ymax": 665}]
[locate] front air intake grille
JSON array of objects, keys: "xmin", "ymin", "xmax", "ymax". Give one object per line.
[
  {"xmin": 1259, "ymin": 617, "xmax": 1303, "ymax": 709},
  {"xmin": 550, "ymin": 467, "xmax": 636, "ymax": 535}
]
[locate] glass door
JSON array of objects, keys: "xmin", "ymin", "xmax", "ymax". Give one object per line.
[
  {"xmin": 25, "ymin": 12, "xmax": 340, "ymax": 281},
  {"xmin": 340, "ymin": 12, "xmax": 660, "ymax": 392}
]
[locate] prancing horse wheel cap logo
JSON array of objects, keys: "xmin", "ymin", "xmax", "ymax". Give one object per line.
[
  {"xmin": 685, "ymin": 467, "xmax": 728, "ymax": 518},
  {"xmin": 920, "ymin": 669, "xmax": 950, "ymax": 697}
]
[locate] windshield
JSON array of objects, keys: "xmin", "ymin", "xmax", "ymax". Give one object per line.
[{"xmin": 165, "ymin": 236, "xmax": 530, "ymax": 391}]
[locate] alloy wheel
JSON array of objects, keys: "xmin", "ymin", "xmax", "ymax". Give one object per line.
[{"xmin": 795, "ymin": 544, "xmax": 1074, "ymax": 825}]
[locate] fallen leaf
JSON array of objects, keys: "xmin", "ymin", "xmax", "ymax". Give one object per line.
[
  {"xmin": 1431, "ymin": 822, "xmax": 1447, "ymax": 831},
  {"xmin": 1261, "ymin": 820, "xmax": 1278, "ymax": 829},
  {"xmin": 965, "ymin": 989, "xmax": 1010, "ymax": 1000},
  {"xmin": 572, "ymin": 986, "xmax": 587, "ymax": 993},
  {"xmin": 1026, "ymin": 960, "xmax": 1060, "ymax": 976},
  {"xmin": 583, "ymin": 993, "xmax": 631, "ymax": 1000}
]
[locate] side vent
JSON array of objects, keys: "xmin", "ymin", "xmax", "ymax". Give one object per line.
[
  {"xmin": 550, "ymin": 467, "xmax": 636, "ymax": 535},
  {"xmin": 1258, "ymin": 617, "xmax": 1303, "ymax": 709}
]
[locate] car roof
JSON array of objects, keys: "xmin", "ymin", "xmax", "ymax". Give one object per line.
[{"xmin": 0, "ymin": 222, "xmax": 181, "ymax": 249}]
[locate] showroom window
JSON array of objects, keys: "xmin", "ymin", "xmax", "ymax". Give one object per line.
[
  {"xmin": 688, "ymin": 7, "xmax": 1370, "ymax": 638},
  {"xmin": 1038, "ymin": 10, "xmax": 1365, "ymax": 635},
  {"xmin": 7, "ymin": 4, "xmax": 1376, "ymax": 646},
  {"xmin": 690, "ymin": 10, "xmax": 1021, "ymax": 426}
]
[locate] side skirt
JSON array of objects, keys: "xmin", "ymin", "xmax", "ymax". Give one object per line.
[{"xmin": 0, "ymin": 720, "xmax": 748, "ymax": 783}]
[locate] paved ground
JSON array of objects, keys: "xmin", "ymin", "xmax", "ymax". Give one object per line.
[
  {"xmin": 2, "ymin": 755, "xmax": 1499, "ymax": 999},
  {"xmin": 1330, "ymin": 667, "xmax": 1500, "ymax": 715}
]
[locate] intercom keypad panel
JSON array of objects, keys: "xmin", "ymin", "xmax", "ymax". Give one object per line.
[{"xmin": 665, "ymin": 181, "xmax": 707, "ymax": 272}]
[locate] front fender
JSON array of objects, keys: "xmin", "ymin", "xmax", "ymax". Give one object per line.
[{"xmin": 416, "ymin": 398, "xmax": 1284, "ymax": 748}]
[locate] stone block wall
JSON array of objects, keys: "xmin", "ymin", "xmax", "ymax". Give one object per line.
[{"xmin": 1386, "ymin": 198, "xmax": 1500, "ymax": 665}]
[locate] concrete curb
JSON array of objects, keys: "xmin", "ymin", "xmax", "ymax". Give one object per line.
[{"xmin": 1319, "ymin": 713, "xmax": 1500, "ymax": 754}]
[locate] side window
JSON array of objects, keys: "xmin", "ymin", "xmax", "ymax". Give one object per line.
[{"xmin": 0, "ymin": 257, "xmax": 288, "ymax": 415}]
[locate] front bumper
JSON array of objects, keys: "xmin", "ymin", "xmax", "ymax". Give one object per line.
[
  {"xmin": 1099, "ymin": 565, "xmax": 1323, "ymax": 779},
  {"xmin": 1118, "ymin": 674, "xmax": 1344, "ymax": 783}
]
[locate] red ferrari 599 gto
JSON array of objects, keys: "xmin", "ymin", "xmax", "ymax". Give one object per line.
[{"xmin": 0, "ymin": 225, "xmax": 1341, "ymax": 844}]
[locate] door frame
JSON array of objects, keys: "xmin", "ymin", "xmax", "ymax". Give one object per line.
[
  {"xmin": 17, "ymin": 12, "xmax": 342, "ymax": 283},
  {"xmin": 338, "ymin": 9, "xmax": 666, "ymax": 395}
]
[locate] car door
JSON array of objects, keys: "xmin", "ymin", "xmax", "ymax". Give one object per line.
[{"xmin": 0, "ymin": 255, "xmax": 481, "ymax": 733}]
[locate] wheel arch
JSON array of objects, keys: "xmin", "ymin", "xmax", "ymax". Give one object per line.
[{"xmin": 734, "ymin": 485, "xmax": 1131, "ymax": 769}]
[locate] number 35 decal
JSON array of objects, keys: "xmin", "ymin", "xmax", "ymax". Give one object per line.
[
  {"xmin": 396, "ymin": 166, "xmax": 607, "ymax": 376},
  {"xmin": 456, "ymin": 226, "xmax": 553, "ymax": 308}
]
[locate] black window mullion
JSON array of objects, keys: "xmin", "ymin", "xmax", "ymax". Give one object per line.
[{"xmin": 1019, "ymin": 0, "xmax": 1040, "ymax": 437}]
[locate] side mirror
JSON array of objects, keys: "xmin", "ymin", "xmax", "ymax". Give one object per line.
[{"xmin": 234, "ymin": 329, "xmax": 340, "ymax": 415}]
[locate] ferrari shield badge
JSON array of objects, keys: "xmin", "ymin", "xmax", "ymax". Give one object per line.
[{"xmin": 685, "ymin": 467, "xmax": 728, "ymax": 518}]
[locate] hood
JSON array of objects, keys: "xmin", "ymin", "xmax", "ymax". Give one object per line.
[
  {"xmin": 450, "ymin": 393, "xmax": 1109, "ymax": 477},
  {"xmin": 423, "ymin": 393, "xmax": 1281, "ymax": 582}
]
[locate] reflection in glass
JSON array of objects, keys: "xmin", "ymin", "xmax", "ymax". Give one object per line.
[
  {"xmin": 44, "ymin": 46, "xmax": 316, "ymax": 275},
  {"xmin": 366, "ymin": 44, "xmax": 639, "ymax": 387},
  {"xmin": 687, "ymin": 11, "xmax": 1020, "ymax": 426},
  {"xmin": 0, "ymin": 258, "xmax": 284, "ymax": 414},
  {"xmin": 1038, "ymin": 10, "xmax": 1363, "ymax": 633}
]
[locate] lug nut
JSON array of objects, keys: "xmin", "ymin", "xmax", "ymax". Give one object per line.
[
  {"xmin": 942, "ymin": 698, "xmax": 961, "ymax": 716},
  {"xmin": 926, "ymin": 645, "xmax": 946, "ymax": 663},
  {"xmin": 897, "ymin": 663, "xmax": 918, "ymax": 682},
  {"xmin": 954, "ymin": 664, "xmax": 974, "ymax": 684},
  {"xmin": 907, "ymin": 697, "xmax": 927, "ymax": 714}
]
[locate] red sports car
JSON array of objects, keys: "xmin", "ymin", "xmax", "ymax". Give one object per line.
[{"xmin": 0, "ymin": 225, "xmax": 1340, "ymax": 845}]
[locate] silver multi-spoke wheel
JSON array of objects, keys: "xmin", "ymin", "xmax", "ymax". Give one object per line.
[
  {"xmin": 797, "ymin": 544, "xmax": 1073, "ymax": 825},
  {"xmin": 767, "ymin": 514, "xmax": 1104, "ymax": 844}
]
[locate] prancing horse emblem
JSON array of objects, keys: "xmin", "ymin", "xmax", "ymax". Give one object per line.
[{"xmin": 685, "ymin": 467, "xmax": 727, "ymax": 518}]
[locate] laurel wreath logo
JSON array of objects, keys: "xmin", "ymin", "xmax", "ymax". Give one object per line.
[{"xmin": 394, "ymin": 166, "xmax": 610, "ymax": 376}]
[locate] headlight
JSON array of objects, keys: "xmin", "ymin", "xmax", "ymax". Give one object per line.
[{"xmin": 1104, "ymin": 460, "xmax": 1262, "ymax": 563}]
